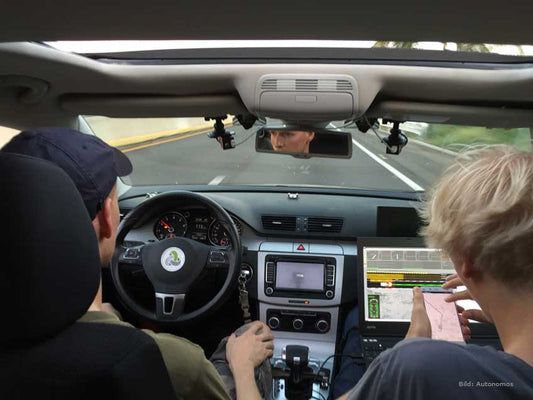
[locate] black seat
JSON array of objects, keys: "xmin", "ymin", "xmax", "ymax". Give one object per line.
[{"xmin": 0, "ymin": 152, "xmax": 175, "ymax": 400}]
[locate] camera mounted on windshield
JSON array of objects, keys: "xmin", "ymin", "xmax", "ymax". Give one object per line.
[
  {"xmin": 205, "ymin": 116, "xmax": 235, "ymax": 150},
  {"xmin": 235, "ymin": 113, "xmax": 260, "ymax": 129},
  {"xmin": 382, "ymin": 119, "xmax": 408, "ymax": 155}
]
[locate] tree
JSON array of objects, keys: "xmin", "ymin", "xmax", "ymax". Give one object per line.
[
  {"xmin": 456, "ymin": 43, "xmax": 491, "ymax": 53},
  {"xmin": 374, "ymin": 41, "xmax": 417, "ymax": 49}
]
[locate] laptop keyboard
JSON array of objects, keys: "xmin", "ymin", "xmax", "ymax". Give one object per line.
[
  {"xmin": 361, "ymin": 336, "xmax": 502, "ymax": 369},
  {"xmin": 361, "ymin": 337, "xmax": 402, "ymax": 367}
]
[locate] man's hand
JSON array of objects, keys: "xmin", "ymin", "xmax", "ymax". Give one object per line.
[
  {"xmin": 405, "ymin": 287, "xmax": 432, "ymax": 339},
  {"xmin": 442, "ymin": 274, "xmax": 492, "ymax": 324},
  {"xmin": 226, "ymin": 321, "xmax": 274, "ymax": 374}
]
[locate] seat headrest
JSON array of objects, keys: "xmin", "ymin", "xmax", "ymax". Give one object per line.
[{"xmin": 0, "ymin": 153, "xmax": 100, "ymax": 345}]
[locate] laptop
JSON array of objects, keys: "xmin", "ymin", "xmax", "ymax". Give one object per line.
[{"xmin": 356, "ymin": 237, "xmax": 501, "ymax": 368}]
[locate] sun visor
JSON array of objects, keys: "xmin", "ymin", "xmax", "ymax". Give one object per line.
[{"xmin": 254, "ymin": 74, "xmax": 359, "ymax": 121}]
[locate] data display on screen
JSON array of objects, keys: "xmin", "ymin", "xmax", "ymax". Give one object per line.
[
  {"xmin": 363, "ymin": 247, "xmax": 456, "ymax": 322},
  {"xmin": 275, "ymin": 261, "xmax": 324, "ymax": 291},
  {"xmin": 424, "ymin": 293, "xmax": 465, "ymax": 343}
]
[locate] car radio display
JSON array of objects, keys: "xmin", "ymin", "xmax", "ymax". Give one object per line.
[{"xmin": 275, "ymin": 261, "xmax": 324, "ymax": 291}]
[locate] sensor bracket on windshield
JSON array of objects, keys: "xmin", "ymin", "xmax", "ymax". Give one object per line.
[
  {"xmin": 382, "ymin": 120, "xmax": 408, "ymax": 155},
  {"xmin": 206, "ymin": 116, "xmax": 236, "ymax": 150}
]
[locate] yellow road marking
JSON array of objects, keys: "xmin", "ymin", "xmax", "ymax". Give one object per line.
[
  {"xmin": 106, "ymin": 122, "xmax": 214, "ymax": 147},
  {"xmin": 122, "ymin": 128, "xmax": 212, "ymax": 153}
]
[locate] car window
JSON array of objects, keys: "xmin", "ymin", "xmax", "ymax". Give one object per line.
[
  {"xmin": 85, "ymin": 116, "xmax": 531, "ymax": 193},
  {"xmin": 46, "ymin": 40, "xmax": 533, "ymax": 58},
  {"xmin": 0, "ymin": 126, "xmax": 20, "ymax": 148}
]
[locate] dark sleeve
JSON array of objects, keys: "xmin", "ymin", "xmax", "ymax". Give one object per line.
[
  {"xmin": 347, "ymin": 339, "xmax": 479, "ymax": 400},
  {"xmin": 345, "ymin": 354, "xmax": 391, "ymax": 400},
  {"xmin": 345, "ymin": 338, "xmax": 432, "ymax": 400}
]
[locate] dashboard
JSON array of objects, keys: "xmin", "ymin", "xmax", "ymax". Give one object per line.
[{"xmin": 117, "ymin": 188, "xmax": 424, "ymax": 399}]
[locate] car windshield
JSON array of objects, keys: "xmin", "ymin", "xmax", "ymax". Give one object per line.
[
  {"xmin": 84, "ymin": 116, "xmax": 531, "ymax": 192},
  {"xmin": 46, "ymin": 40, "xmax": 533, "ymax": 57}
]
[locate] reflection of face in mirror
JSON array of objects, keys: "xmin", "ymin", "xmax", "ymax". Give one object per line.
[
  {"xmin": 255, "ymin": 127, "xmax": 352, "ymax": 159},
  {"xmin": 269, "ymin": 130, "xmax": 315, "ymax": 153}
]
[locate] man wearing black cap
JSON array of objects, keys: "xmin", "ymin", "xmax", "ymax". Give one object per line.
[
  {"xmin": 1, "ymin": 127, "xmax": 274, "ymax": 400},
  {"xmin": 2, "ymin": 127, "xmax": 132, "ymax": 317}
]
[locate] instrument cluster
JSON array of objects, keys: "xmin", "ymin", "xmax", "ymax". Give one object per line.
[{"xmin": 153, "ymin": 209, "xmax": 242, "ymax": 247}]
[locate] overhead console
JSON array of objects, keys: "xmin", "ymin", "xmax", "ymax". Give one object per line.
[{"xmin": 254, "ymin": 74, "xmax": 360, "ymax": 121}]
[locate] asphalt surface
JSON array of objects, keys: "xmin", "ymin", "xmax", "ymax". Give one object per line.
[{"xmin": 123, "ymin": 123, "xmax": 455, "ymax": 191}]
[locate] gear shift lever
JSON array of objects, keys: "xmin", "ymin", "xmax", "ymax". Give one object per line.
[
  {"xmin": 283, "ymin": 345, "xmax": 309, "ymax": 383},
  {"xmin": 282, "ymin": 345, "xmax": 312, "ymax": 400}
]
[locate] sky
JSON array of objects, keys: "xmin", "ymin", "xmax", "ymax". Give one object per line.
[{"xmin": 46, "ymin": 40, "xmax": 533, "ymax": 56}]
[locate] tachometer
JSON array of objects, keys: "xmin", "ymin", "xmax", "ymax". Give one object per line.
[
  {"xmin": 208, "ymin": 220, "xmax": 232, "ymax": 247},
  {"xmin": 154, "ymin": 212, "xmax": 188, "ymax": 240},
  {"xmin": 208, "ymin": 217, "xmax": 242, "ymax": 246}
]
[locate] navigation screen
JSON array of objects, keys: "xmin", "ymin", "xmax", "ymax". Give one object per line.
[
  {"xmin": 424, "ymin": 293, "xmax": 465, "ymax": 342},
  {"xmin": 275, "ymin": 261, "xmax": 324, "ymax": 291},
  {"xmin": 363, "ymin": 247, "xmax": 455, "ymax": 322}
]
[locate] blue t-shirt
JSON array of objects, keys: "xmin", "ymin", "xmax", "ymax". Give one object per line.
[{"xmin": 347, "ymin": 338, "xmax": 533, "ymax": 400}]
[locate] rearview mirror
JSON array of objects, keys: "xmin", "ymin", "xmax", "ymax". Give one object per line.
[{"xmin": 255, "ymin": 127, "xmax": 352, "ymax": 159}]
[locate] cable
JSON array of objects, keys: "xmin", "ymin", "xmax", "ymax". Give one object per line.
[
  {"xmin": 234, "ymin": 129, "xmax": 256, "ymax": 147},
  {"xmin": 362, "ymin": 115, "xmax": 395, "ymax": 153},
  {"xmin": 314, "ymin": 353, "xmax": 366, "ymax": 400},
  {"xmin": 312, "ymin": 390, "xmax": 327, "ymax": 400},
  {"xmin": 314, "ymin": 353, "xmax": 364, "ymax": 384}
]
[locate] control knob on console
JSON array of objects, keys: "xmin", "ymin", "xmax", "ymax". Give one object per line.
[
  {"xmin": 268, "ymin": 316, "xmax": 280, "ymax": 329},
  {"xmin": 292, "ymin": 318, "xmax": 304, "ymax": 331},
  {"xmin": 316, "ymin": 319, "xmax": 329, "ymax": 333}
]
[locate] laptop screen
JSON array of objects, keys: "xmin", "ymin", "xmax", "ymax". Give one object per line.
[
  {"xmin": 363, "ymin": 246, "xmax": 455, "ymax": 322},
  {"xmin": 357, "ymin": 237, "xmax": 496, "ymax": 338}
]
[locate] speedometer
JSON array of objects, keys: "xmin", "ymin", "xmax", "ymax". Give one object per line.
[{"xmin": 154, "ymin": 212, "xmax": 188, "ymax": 240}]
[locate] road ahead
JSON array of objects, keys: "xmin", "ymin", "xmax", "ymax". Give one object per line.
[{"xmin": 121, "ymin": 123, "xmax": 455, "ymax": 191}]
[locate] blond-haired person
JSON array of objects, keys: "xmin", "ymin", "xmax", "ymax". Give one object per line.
[{"xmin": 339, "ymin": 145, "xmax": 533, "ymax": 400}]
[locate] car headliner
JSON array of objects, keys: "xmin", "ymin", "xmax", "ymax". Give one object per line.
[
  {"xmin": 1, "ymin": 0, "xmax": 532, "ymax": 45},
  {"xmin": 0, "ymin": 2, "xmax": 532, "ymax": 132}
]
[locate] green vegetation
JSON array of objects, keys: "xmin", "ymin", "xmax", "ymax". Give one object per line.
[
  {"xmin": 372, "ymin": 42, "xmax": 518, "ymax": 54},
  {"xmin": 416, "ymin": 124, "xmax": 532, "ymax": 152}
]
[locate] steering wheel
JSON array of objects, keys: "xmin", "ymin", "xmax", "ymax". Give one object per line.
[{"xmin": 110, "ymin": 191, "xmax": 241, "ymax": 324}]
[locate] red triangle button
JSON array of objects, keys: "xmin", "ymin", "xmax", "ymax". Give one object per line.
[{"xmin": 297, "ymin": 244, "xmax": 305, "ymax": 251}]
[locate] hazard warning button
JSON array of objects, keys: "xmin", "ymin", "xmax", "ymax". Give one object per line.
[{"xmin": 293, "ymin": 243, "xmax": 309, "ymax": 253}]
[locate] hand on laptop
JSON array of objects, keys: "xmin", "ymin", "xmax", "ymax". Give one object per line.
[
  {"xmin": 442, "ymin": 274, "xmax": 492, "ymax": 324},
  {"xmin": 405, "ymin": 287, "xmax": 431, "ymax": 339}
]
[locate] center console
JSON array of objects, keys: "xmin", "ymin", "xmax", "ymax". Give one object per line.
[{"xmin": 255, "ymin": 241, "xmax": 355, "ymax": 400}]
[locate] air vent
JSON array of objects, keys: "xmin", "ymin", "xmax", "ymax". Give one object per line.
[
  {"xmin": 260, "ymin": 79, "xmax": 352, "ymax": 92},
  {"xmin": 295, "ymin": 79, "xmax": 318, "ymax": 90},
  {"xmin": 262, "ymin": 215, "xmax": 297, "ymax": 231},
  {"xmin": 336, "ymin": 80, "xmax": 353, "ymax": 91},
  {"xmin": 261, "ymin": 79, "xmax": 278, "ymax": 90},
  {"xmin": 307, "ymin": 217, "xmax": 343, "ymax": 233}
]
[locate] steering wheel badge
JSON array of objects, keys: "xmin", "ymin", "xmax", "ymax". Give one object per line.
[{"xmin": 160, "ymin": 247, "xmax": 186, "ymax": 272}]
